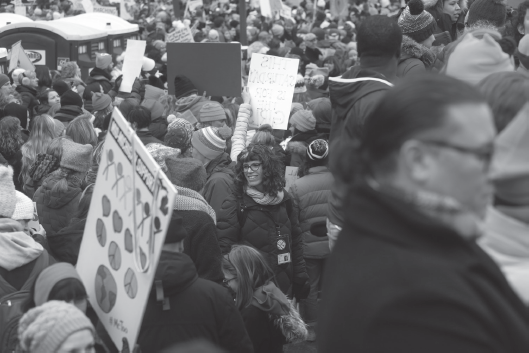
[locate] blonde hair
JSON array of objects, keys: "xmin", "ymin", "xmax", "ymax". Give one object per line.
[
  {"xmin": 21, "ymin": 115, "xmax": 57, "ymax": 180},
  {"xmin": 221, "ymin": 245, "xmax": 276, "ymax": 310},
  {"xmin": 66, "ymin": 114, "xmax": 98, "ymax": 147}
]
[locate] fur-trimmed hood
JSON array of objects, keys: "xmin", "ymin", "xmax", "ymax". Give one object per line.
[
  {"xmin": 422, "ymin": 0, "xmax": 467, "ymax": 10},
  {"xmin": 400, "ymin": 35, "xmax": 437, "ymax": 68}
]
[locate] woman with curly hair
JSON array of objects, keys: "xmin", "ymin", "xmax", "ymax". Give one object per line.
[
  {"xmin": 216, "ymin": 144, "xmax": 309, "ymax": 298},
  {"xmin": 20, "ymin": 114, "xmax": 58, "ymax": 182},
  {"xmin": 0, "ymin": 116, "xmax": 24, "ymax": 190},
  {"xmin": 222, "ymin": 245, "xmax": 308, "ymax": 353}
]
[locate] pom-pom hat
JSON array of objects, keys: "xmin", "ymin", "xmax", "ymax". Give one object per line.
[{"xmin": 398, "ymin": 0, "xmax": 436, "ymax": 43}]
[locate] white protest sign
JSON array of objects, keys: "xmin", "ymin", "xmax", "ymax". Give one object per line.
[
  {"xmin": 8, "ymin": 41, "xmax": 35, "ymax": 72},
  {"xmin": 188, "ymin": 0, "xmax": 203, "ymax": 11},
  {"xmin": 247, "ymin": 54, "xmax": 299, "ymax": 130},
  {"xmin": 166, "ymin": 27, "xmax": 194, "ymax": 43},
  {"xmin": 259, "ymin": 0, "xmax": 272, "ymax": 17},
  {"xmin": 285, "ymin": 166, "xmax": 299, "ymax": 192},
  {"xmin": 280, "ymin": 4, "xmax": 292, "ymax": 18},
  {"xmin": 120, "ymin": 40, "xmax": 146, "ymax": 93},
  {"xmin": 76, "ymin": 108, "xmax": 176, "ymax": 350}
]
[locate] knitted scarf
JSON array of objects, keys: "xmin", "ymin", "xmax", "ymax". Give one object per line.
[
  {"xmin": 245, "ymin": 186, "xmax": 284, "ymax": 205},
  {"xmin": 172, "ymin": 185, "xmax": 217, "ymax": 224},
  {"xmin": 0, "ymin": 230, "xmax": 43, "ymax": 271}
]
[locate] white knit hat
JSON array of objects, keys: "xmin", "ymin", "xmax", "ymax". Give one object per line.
[
  {"xmin": 12, "ymin": 191, "xmax": 34, "ymax": 221},
  {"xmin": 0, "ymin": 165, "xmax": 16, "ymax": 219}
]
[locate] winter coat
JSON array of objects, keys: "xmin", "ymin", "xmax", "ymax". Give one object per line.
[
  {"xmin": 397, "ymin": 36, "xmax": 437, "ymax": 77},
  {"xmin": 85, "ymin": 68, "xmax": 113, "ymax": 94},
  {"xmin": 230, "ymin": 103, "xmax": 253, "ymax": 163},
  {"xmin": 175, "ymin": 210, "xmax": 224, "ymax": 284},
  {"xmin": 0, "ymin": 150, "xmax": 23, "ymax": 191},
  {"xmin": 149, "ymin": 116, "xmax": 168, "ymax": 141},
  {"xmin": 285, "ymin": 141, "xmax": 307, "ymax": 168},
  {"xmin": 480, "ymin": 206, "xmax": 529, "ymax": 305},
  {"xmin": 202, "ymin": 153, "xmax": 236, "ymax": 216},
  {"xmin": 23, "ymin": 154, "xmax": 60, "ymax": 199},
  {"xmin": 137, "ymin": 251, "xmax": 254, "ymax": 353},
  {"xmin": 33, "ymin": 173, "xmax": 82, "ymax": 237},
  {"xmin": 15, "ymin": 85, "xmax": 38, "ymax": 116},
  {"xmin": 318, "ymin": 182, "xmax": 529, "ymax": 352},
  {"xmin": 216, "ymin": 190, "xmax": 309, "ymax": 295},
  {"xmin": 48, "ymin": 218, "xmax": 85, "ymax": 265},
  {"xmin": 53, "ymin": 105, "xmax": 84, "ymax": 127},
  {"xmin": 289, "ymin": 166, "xmax": 332, "ymax": 259},
  {"xmin": 136, "ymin": 130, "xmax": 163, "ymax": 146}
]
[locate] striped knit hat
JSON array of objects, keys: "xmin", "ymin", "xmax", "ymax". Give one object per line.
[
  {"xmin": 191, "ymin": 126, "xmax": 226, "ymax": 160},
  {"xmin": 199, "ymin": 102, "xmax": 226, "ymax": 123},
  {"xmin": 398, "ymin": 0, "xmax": 436, "ymax": 43}
]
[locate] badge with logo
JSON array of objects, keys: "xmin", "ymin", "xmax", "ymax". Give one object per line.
[{"xmin": 274, "ymin": 234, "xmax": 291, "ymax": 265}]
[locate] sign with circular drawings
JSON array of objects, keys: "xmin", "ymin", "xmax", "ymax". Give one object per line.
[
  {"xmin": 124, "ymin": 268, "xmax": 138, "ymax": 299},
  {"xmin": 95, "ymin": 265, "xmax": 118, "ymax": 313},
  {"xmin": 96, "ymin": 218, "xmax": 107, "ymax": 247},
  {"xmin": 108, "ymin": 242, "xmax": 122, "ymax": 271}
]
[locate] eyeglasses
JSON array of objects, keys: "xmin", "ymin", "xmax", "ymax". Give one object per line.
[
  {"xmin": 243, "ymin": 163, "xmax": 262, "ymax": 172},
  {"xmin": 420, "ymin": 140, "xmax": 494, "ymax": 170},
  {"xmin": 223, "ymin": 277, "xmax": 237, "ymax": 285}
]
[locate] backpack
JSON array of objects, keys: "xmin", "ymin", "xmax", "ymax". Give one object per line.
[{"xmin": 0, "ymin": 251, "xmax": 49, "ymax": 353}]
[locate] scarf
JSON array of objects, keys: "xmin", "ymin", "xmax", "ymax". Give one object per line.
[
  {"xmin": 173, "ymin": 185, "xmax": 217, "ymax": 224},
  {"xmin": 0, "ymin": 230, "xmax": 43, "ymax": 271},
  {"xmin": 245, "ymin": 186, "xmax": 285, "ymax": 205}
]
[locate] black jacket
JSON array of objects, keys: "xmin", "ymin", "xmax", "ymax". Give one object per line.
[
  {"xmin": 241, "ymin": 305, "xmax": 285, "ymax": 353},
  {"xmin": 318, "ymin": 183, "xmax": 529, "ymax": 353},
  {"xmin": 15, "ymin": 84, "xmax": 38, "ymax": 116},
  {"xmin": 202, "ymin": 153, "xmax": 236, "ymax": 216},
  {"xmin": 49, "ymin": 219, "xmax": 85, "ymax": 265},
  {"xmin": 85, "ymin": 68, "xmax": 113, "ymax": 94},
  {"xmin": 137, "ymin": 251, "xmax": 254, "ymax": 353},
  {"xmin": 136, "ymin": 130, "xmax": 163, "ymax": 146}
]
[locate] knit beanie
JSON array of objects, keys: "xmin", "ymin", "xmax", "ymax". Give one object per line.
[
  {"xmin": 272, "ymin": 24, "xmax": 285, "ymax": 37},
  {"xmin": 18, "ymin": 301, "xmax": 95, "ymax": 353},
  {"xmin": 146, "ymin": 143, "xmax": 181, "ymax": 172},
  {"xmin": 290, "ymin": 110, "xmax": 316, "ymax": 132},
  {"xmin": 164, "ymin": 117, "xmax": 194, "ymax": 152},
  {"xmin": 467, "ymin": 0, "xmax": 507, "ymax": 29},
  {"xmin": 166, "ymin": 157, "xmax": 207, "ymax": 192},
  {"xmin": 191, "ymin": 126, "xmax": 227, "ymax": 160},
  {"xmin": 60, "ymin": 139, "xmax": 93, "ymax": 173},
  {"xmin": 12, "ymin": 191, "xmax": 34, "ymax": 221},
  {"xmin": 53, "ymin": 80, "xmax": 70, "ymax": 97},
  {"xmin": 95, "ymin": 53, "xmax": 113, "ymax": 70},
  {"xmin": 307, "ymin": 139, "xmax": 329, "ymax": 160},
  {"xmin": 445, "ymin": 33, "xmax": 514, "ymax": 85},
  {"xmin": 92, "ymin": 92, "xmax": 112, "ymax": 112},
  {"xmin": 60, "ymin": 90, "xmax": 83, "ymax": 107},
  {"xmin": 174, "ymin": 75, "xmax": 197, "ymax": 99},
  {"xmin": 34, "ymin": 263, "xmax": 82, "ymax": 306},
  {"xmin": 307, "ymin": 98, "xmax": 332, "ymax": 131},
  {"xmin": 290, "ymin": 103, "xmax": 304, "ymax": 118},
  {"xmin": 489, "ymin": 103, "xmax": 529, "ymax": 205},
  {"xmin": 0, "ymin": 165, "xmax": 16, "ymax": 218},
  {"xmin": 0, "ymin": 73, "xmax": 10, "ymax": 87},
  {"xmin": 398, "ymin": 0, "xmax": 436, "ymax": 43},
  {"xmin": 165, "ymin": 212, "xmax": 188, "ymax": 244},
  {"xmin": 294, "ymin": 74, "xmax": 307, "ymax": 94},
  {"xmin": 199, "ymin": 102, "xmax": 226, "ymax": 123}
]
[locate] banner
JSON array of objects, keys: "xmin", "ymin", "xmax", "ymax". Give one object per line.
[
  {"xmin": 247, "ymin": 54, "xmax": 299, "ymax": 130},
  {"xmin": 8, "ymin": 41, "xmax": 35, "ymax": 72},
  {"xmin": 76, "ymin": 108, "xmax": 176, "ymax": 350},
  {"xmin": 166, "ymin": 27, "xmax": 194, "ymax": 43},
  {"xmin": 120, "ymin": 40, "xmax": 146, "ymax": 93}
]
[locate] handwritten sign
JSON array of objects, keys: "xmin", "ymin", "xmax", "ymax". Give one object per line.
[
  {"xmin": 93, "ymin": 5, "xmax": 119, "ymax": 15},
  {"xmin": 166, "ymin": 27, "xmax": 194, "ymax": 43},
  {"xmin": 76, "ymin": 108, "xmax": 176, "ymax": 350},
  {"xmin": 285, "ymin": 166, "xmax": 299, "ymax": 192},
  {"xmin": 247, "ymin": 54, "xmax": 299, "ymax": 130},
  {"xmin": 120, "ymin": 40, "xmax": 146, "ymax": 93}
]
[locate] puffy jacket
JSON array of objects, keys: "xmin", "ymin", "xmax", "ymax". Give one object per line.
[
  {"xmin": 289, "ymin": 166, "xmax": 332, "ymax": 259},
  {"xmin": 48, "ymin": 218, "xmax": 85, "ymax": 265},
  {"xmin": 33, "ymin": 173, "xmax": 82, "ymax": 237},
  {"xmin": 149, "ymin": 116, "xmax": 168, "ymax": 141},
  {"xmin": 85, "ymin": 68, "xmax": 113, "ymax": 94},
  {"xmin": 202, "ymin": 153, "xmax": 236, "ymax": 216},
  {"xmin": 397, "ymin": 36, "xmax": 437, "ymax": 78},
  {"xmin": 216, "ymin": 190, "xmax": 308, "ymax": 294},
  {"xmin": 15, "ymin": 85, "xmax": 38, "ymax": 116},
  {"xmin": 137, "ymin": 251, "xmax": 254, "ymax": 353}
]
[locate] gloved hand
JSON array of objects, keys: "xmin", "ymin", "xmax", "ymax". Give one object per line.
[{"xmin": 293, "ymin": 280, "xmax": 310, "ymax": 301}]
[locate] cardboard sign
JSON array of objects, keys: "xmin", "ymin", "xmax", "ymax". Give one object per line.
[
  {"xmin": 285, "ymin": 166, "xmax": 299, "ymax": 192},
  {"xmin": 247, "ymin": 54, "xmax": 298, "ymax": 129},
  {"xmin": 76, "ymin": 108, "xmax": 176, "ymax": 350},
  {"xmin": 167, "ymin": 42, "xmax": 241, "ymax": 97},
  {"xmin": 120, "ymin": 40, "xmax": 146, "ymax": 93},
  {"xmin": 8, "ymin": 41, "xmax": 35, "ymax": 72},
  {"xmin": 166, "ymin": 27, "xmax": 194, "ymax": 43}
]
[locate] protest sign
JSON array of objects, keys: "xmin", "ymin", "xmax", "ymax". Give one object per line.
[
  {"xmin": 8, "ymin": 41, "xmax": 35, "ymax": 72},
  {"xmin": 280, "ymin": 4, "xmax": 292, "ymax": 18},
  {"xmin": 330, "ymin": 0, "xmax": 348, "ymax": 18},
  {"xmin": 76, "ymin": 108, "xmax": 176, "ymax": 350},
  {"xmin": 285, "ymin": 166, "xmax": 299, "ymax": 192},
  {"xmin": 93, "ymin": 5, "xmax": 119, "ymax": 15},
  {"xmin": 167, "ymin": 42, "xmax": 241, "ymax": 97},
  {"xmin": 166, "ymin": 27, "xmax": 194, "ymax": 43},
  {"xmin": 120, "ymin": 39, "xmax": 146, "ymax": 93},
  {"xmin": 247, "ymin": 53, "xmax": 299, "ymax": 130}
]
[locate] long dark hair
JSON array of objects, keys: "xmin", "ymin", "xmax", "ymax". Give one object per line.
[
  {"xmin": 35, "ymin": 65, "xmax": 52, "ymax": 89},
  {"xmin": 235, "ymin": 144, "xmax": 285, "ymax": 196},
  {"xmin": 0, "ymin": 116, "xmax": 23, "ymax": 159}
]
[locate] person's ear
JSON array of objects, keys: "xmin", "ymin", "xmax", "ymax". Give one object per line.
[
  {"xmin": 400, "ymin": 140, "xmax": 434, "ymax": 184},
  {"xmin": 518, "ymin": 23, "xmax": 525, "ymax": 35}
]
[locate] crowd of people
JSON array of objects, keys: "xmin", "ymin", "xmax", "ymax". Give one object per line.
[{"xmin": 1, "ymin": 0, "xmax": 529, "ymax": 351}]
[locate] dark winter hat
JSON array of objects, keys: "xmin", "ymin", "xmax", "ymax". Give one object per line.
[
  {"xmin": 307, "ymin": 139, "xmax": 329, "ymax": 160},
  {"xmin": 0, "ymin": 73, "xmax": 10, "ymax": 87},
  {"xmin": 119, "ymin": 98, "xmax": 139, "ymax": 119},
  {"xmin": 52, "ymin": 80, "xmax": 70, "ymax": 97},
  {"xmin": 4, "ymin": 102, "xmax": 29, "ymax": 129},
  {"xmin": 166, "ymin": 157, "xmax": 207, "ymax": 192},
  {"xmin": 60, "ymin": 90, "xmax": 83, "ymax": 108},
  {"xmin": 397, "ymin": 0, "xmax": 436, "ymax": 43},
  {"xmin": 467, "ymin": 0, "xmax": 507, "ymax": 28},
  {"xmin": 174, "ymin": 75, "xmax": 197, "ymax": 99},
  {"xmin": 165, "ymin": 212, "xmax": 188, "ymax": 244},
  {"xmin": 311, "ymin": 27, "xmax": 325, "ymax": 40},
  {"xmin": 307, "ymin": 98, "xmax": 332, "ymax": 131}
]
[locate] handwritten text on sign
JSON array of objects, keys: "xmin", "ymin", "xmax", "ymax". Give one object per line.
[
  {"xmin": 166, "ymin": 27, "xmax": 194, "ymax": 43},
  {"xmin": 247, "ymin": 54, "xmax": 299, "ymax": 130}
]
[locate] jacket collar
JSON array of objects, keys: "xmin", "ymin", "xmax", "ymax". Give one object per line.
[
  {"xmin": 400, "ymin": 35, "xmax": 436, "ymax": 68},
  {"xmin": 89, "ymin": 67, "xmax": 112, "ymax": 81}
]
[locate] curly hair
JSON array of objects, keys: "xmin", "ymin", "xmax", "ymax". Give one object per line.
[
  {"xmin": 235, "ymin": 144, "xmax": 285, "ymax": 197},
  {"xmin": 0, "ymin": 116, "xmax": 23, "ymax": 159}
]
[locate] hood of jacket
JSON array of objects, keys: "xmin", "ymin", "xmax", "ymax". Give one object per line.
[
  {"xmin": 39, "ymin": 174, "xmax": 83, "ymax": 209},
  {"xmin": 154, "ymin": 251, "xmax": 198, "ymax": 296},
  {"xmin": 174, "ymin": 95, "xmax": 209, "ymax": 113},
  {"xmin": 86, "ymin": 67, "xmax": 112, "ymax": 84},
  {"xmin": 329, "ymin": 66, "xmax": 392, "ymax": 121},
  {"xmin": 205, "ymin": 152, "xmax": 234, "ymax": 178},
  {"xmin": 400, "ymin": 35, "xmax": 436, "ymax": 68},
  {"xmin": 0, "ymin": 219, "xmax": 43, "ymax": 271},
  {"xmin": 16, "ymin": 84, "xmax": 37, "ymax": 97},
  {"xmin": 144, "ymin": 84, "xmax": 165, "ymax": 101}
]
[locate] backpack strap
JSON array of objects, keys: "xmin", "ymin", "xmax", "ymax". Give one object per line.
[{"xmin": 20, "ymin": 250, "xmax": 49, "ymax": 291}]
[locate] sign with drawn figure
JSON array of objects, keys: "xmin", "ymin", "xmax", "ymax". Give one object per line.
[
  {"xmin": 247, "ymin": 54, "xmax": 299, "ymax": 130},
  {"xmin": 76, "ymin": 108, "xmax": 176, "ymax": 350},
  {"xmin": 285, "ymin": 166, "xmax": 299, "ymax": 192},
  {"xmin": 166, "ymin": 27, "xmax": 194, "ymax": 43}
]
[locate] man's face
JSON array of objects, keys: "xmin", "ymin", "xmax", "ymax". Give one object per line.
[
  {"xmin": 328, "ymin": 32, "xmax": 340, "ymax": 43},
  {"xmin": 410, "ymin": 103, "xmax": 496, "ymax": 218},
  {"xmin": 305, "ymin": 37, "xmax": 317, "ymax": 48}
]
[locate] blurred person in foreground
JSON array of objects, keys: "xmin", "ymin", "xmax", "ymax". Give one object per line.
[{"xmin": 318, "ymin": 74, "xmax": 529, "ymax": 352}]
